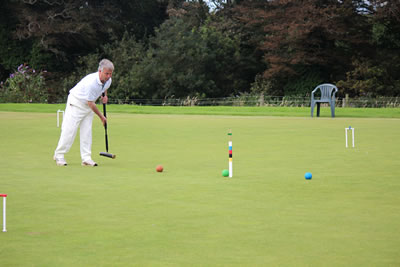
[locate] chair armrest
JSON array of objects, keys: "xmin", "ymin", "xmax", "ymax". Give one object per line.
[{"xmin": 311, "ymin": 88, "xmax": 317, "ymax": 99}]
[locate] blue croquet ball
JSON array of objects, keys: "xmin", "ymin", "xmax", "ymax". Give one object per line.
[
  {"xmin": 305, "ymin": 172, "xmax": 312, "ymax": 180},
  {"xmin": 222, "ymin": 169, "xmax": 229, "ymax": 177}
]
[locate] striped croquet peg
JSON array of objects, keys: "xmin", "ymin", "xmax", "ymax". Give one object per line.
[{"xmin": 228, "ymin": 130, "xmax": 232, "ymax": 178}]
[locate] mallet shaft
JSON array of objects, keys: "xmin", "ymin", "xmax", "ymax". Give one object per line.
[{"xmin": 100, "ymin": 93, "xmax": 116, "ymax": 159}]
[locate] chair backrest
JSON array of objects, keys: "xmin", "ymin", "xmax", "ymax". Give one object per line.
[{"xmin": 311, "ymin": 84, "xmax": 338, "ymax": 101}]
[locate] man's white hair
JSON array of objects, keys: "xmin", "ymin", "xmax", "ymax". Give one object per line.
[{"xmin": 98, "ymin": 59, "xmax": 114, "ymax": 71}]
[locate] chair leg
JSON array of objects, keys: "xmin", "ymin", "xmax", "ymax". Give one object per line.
[
  {"xmin": 317, "ymin": 103, "xmax": 321, "ymax": 117},
  {"xmin": 331, "ymin": 104, "xmax": 335, "ymax": 117},
  {"xmin": 311, "ymin": 102, "xmax": 314, "ymax": 117}
]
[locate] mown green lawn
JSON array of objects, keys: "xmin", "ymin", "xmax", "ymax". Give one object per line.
[
  {"xmin": 1, "ymin": 103, "xmax": 400, "ymax": 118},
  {"xmin": 0, "ymin": 105, "xmax": 399, "ymax": 266}
]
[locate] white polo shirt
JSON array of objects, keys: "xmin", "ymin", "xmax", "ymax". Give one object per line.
[{"xmin": 69, "ymin": 72, "xmax": 112, "ymax": 102}]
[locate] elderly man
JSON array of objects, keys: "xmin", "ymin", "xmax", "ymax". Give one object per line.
[{"xmin": 54, "ymin": 59, "xmax": 114, "ymax": 166}]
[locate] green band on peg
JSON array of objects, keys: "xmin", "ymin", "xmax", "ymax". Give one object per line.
[{"xmin": 228, "ymin": 133, "xmax": 232, "ymax": 135}]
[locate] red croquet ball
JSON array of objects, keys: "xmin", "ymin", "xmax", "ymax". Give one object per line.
[{"xmin": 156, "ymin": 165, "xmax": 163, "ymax": 172}]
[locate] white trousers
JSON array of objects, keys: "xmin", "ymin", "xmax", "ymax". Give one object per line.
[{"xmin": 54, "ymin": 95, "xmax": 94, "ymax": 161}]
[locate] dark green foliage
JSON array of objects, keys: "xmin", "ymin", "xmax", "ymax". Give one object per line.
[
  {"xmin": 135, "ymin": 17, "xmax": 246, "ymax": 98},
  {"xmin": 124, "ymin": 18, "xmax": 228, "ymax": 98},
  {"xmin": 0, "ymin": 27, "xmax": 32, "ymax": 75},
  {"xmin": 64, "ymin": 16, "xmax": 248, "ymax": 101},
  {"xmin": 336, "ymin": 1, "xmax": 400, "ymax": 97},
  {"xmin": 337, "ymin": 58, "xmax": 398, "ymax": 97},
  {"xmin": 111, "ymin": 1, "xmax": 170, "ymax": 39},
  {"xmin": 102, "ymin": 35, "xmax": 148, "ymax": 100},
  {"xmin": 283, "ymin": 66, "xmax": 325, "ymax": 96},
  {"xmin": 60, "ymin": 34, "xmax": 147, "ymax": 102},
  {"xmin": 1, "ymin": 0, "xmax": 400, "ymax": 102},
  {"xmin": 0, "ymin": 3, "xmax": 31, "ymax": 79}
]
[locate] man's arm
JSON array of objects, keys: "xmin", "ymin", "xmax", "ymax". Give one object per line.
[{"xmin": 87, "ymin": 101, "xmax": 107, "ymax": 126}]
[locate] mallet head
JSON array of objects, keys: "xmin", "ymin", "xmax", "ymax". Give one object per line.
[{"xmin": 100, "ymin": 152, "xmax": 116, "ymax": 159}]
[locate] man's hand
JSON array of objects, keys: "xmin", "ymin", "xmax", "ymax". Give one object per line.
[
  {"xmin": 101, "ymin": 94, "xmax": 108, "ymax": 104},
  {"xmin": 101, "ymin": 115, "xmax": 107, "ymax": 126}
]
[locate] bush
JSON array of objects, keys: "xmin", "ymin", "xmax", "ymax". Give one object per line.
[{"xmin": 0, "ymin": 64, "xmax": 48, "ymax": 103}]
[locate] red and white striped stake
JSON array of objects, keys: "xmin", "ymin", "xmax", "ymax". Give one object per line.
[
  {"xmin": 228, "ymin": 130, "xmax": 233, "ymax": 178},
  {"xmin": 0, "ymin": 194, "xmax": 6, "ymax": 232}
]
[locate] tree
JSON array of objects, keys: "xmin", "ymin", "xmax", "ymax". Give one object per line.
[
  {"xmin": 6, "ymin": 0, "xmax": 169, "ymax": 64},
  {"xmin": 337, "ymin": 0, "xmax": 400, "ymax": 96},
  {"xmin": 125, "ymin": 16, "xmax": 244, "ymax": 99},
  {"xmin": 0, "ymin": 2, "xmax": 33, "ymax": 78},
  {"xmin": 1, "ymin": 0, "xmax": 172, "ymax": 101},
  {"xmin": 235, "ymin": 0, "xmax": 374, "ymax": 96}
]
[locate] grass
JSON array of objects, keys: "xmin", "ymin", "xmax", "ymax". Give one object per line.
[
  {"xmin": 1, "ymin": 103, "xmax": 400, "ymax": 118},
  {"xmin": 0, "ymin": 105, "xmax": 400, "ymax": 266}
]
